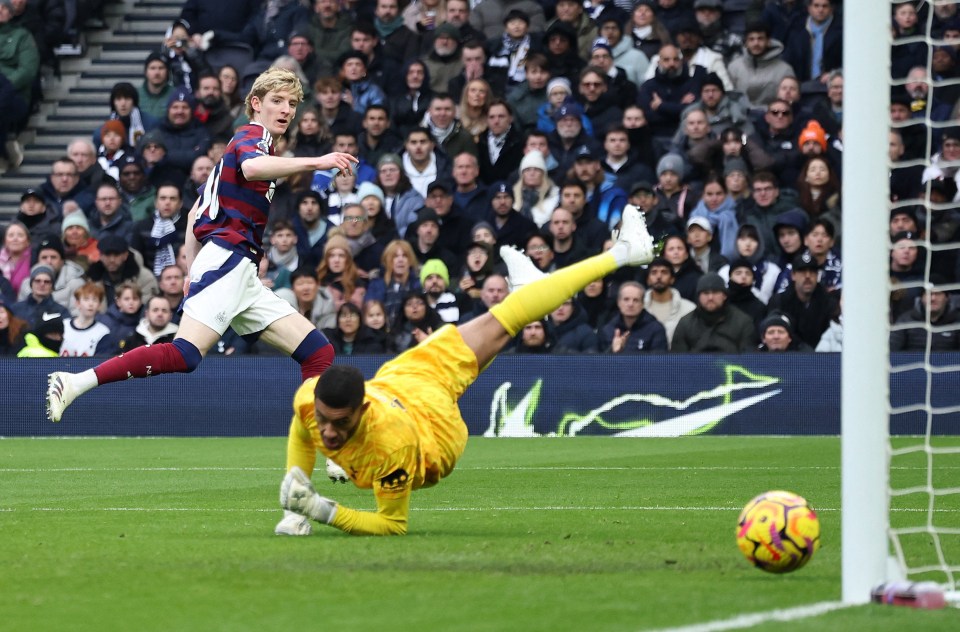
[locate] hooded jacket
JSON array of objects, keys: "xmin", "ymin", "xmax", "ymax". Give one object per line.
[{"xmin": 727, "ymin": 39, "xmax": 795, "ymax": 107}]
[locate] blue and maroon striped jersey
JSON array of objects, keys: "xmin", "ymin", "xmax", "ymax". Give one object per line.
[{"xmin": 193, "ymin": 122, "xmax": 276, "ymax": 262}]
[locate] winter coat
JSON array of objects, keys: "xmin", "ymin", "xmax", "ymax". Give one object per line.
[
  {"xmin": 767, "ymin": 283, "xmax": 837, "ymax": 349},
  {"xmin": 643, "ymin": 288, "xmax": 695, "ymax": 349},
  {"xmin": 890, "ymin": 307, "xmax": 960, "ymax": 352},
  {"xmin": 611, "ymin": 34, "xmax": 650, "ymax": 87},
  {"xmin": 671, "ymin": 305, "xmax": 757, "ymax": 353},
  {"xmin": 156, "ymin": 118, "xmax": 212, "ymax": 174},
  {"xmin": 0, "ymin": 22, "xmax": 39, "ymax": 103},
  {"xmin": 85, "ymin": 254, "xmax": 160, "ymax": 305},
  {"xmin": 637, "ymin": 63, "xmax": 706, "ymax": 138},
  {"xmin": 549, "ymin": 303, "xmax": 599, "ymax": 353},
  {"xmin": 599, "ymin": 310, "xmax": 668, "ymax": 353},
  {"xmin": 727, "ymin": 39, "xmax": 795, "ymax": 107}
]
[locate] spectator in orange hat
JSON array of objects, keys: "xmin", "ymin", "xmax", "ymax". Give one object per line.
[
  {"xmin": 96, "ymin": 119, "xmax": 133, "ymax": 181},
  {"xmin": 797, "ymin": 119, "xmax": 827, "ymax": 157}
]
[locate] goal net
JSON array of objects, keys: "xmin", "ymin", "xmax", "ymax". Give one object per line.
[{"xmin": 843, "ymin": 0, "xmax": 960, "ymax": 604}]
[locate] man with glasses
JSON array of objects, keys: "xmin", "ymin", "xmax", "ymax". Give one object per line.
[
  {"xmin": 338, "ymin": 203, "xmax": 382, "ymax": 277},
  {"xmin": 739, "ymin": 171, "xmax": 798, "ymax": 260},
  {"xmin": 758, "ymin": 98, "xmax": 802, "ymax": 188},
  {"xmin": 39, "ymin": 158, "xmax": 94, "ymax": 217},
  {"xmin": 11, "ymin": 264, "xmax": 71, "ymax": 328},
  {"xmin": 576, "ymin": 66, "xmax": 622, "ymax": 141}
]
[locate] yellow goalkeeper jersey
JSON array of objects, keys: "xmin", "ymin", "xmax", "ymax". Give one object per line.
[{"xmin": 288, "ymin": 325, "xmax": 477, "ymax": 535}]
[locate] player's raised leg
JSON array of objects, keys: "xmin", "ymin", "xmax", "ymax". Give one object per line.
[{"xmin": 459, "ymin": 205, "xmax": 654, "ymax": 367}]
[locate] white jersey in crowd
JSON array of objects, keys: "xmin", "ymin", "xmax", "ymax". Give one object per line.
[{"xmin": 60, "ymin": 318, "xmax": 111, "ymax": 357}]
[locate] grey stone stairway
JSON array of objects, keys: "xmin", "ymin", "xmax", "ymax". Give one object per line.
[{"xmin": 0, "ymin": 0, "xmax": 182, "ymax": 221}]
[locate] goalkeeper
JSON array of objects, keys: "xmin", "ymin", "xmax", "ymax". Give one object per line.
[{"xmin": 277, "ymin": 206, "xmax": 654, "ymax": 536}]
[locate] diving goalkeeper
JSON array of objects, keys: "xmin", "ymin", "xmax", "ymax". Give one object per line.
[{"xmin": 276, "ymin": 206, "xmax": 654, "ymax": 536}]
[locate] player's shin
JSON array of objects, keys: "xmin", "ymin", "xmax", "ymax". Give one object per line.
[
  {"xmin": 92, "ymin": 339, "xmax": 201, "ymax": 384},
  {"xmin": 490, "ymin": 253, "xmax": 618, "ymax": 336}
]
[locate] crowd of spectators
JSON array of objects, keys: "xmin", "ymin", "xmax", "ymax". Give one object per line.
[{"xmin": 3, "ymin": 0, "xmax": 960, "ymax": 359}]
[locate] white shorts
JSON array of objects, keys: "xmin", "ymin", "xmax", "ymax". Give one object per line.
[{"xmin": 183, "ymin": 242, "xmax": 296, "ymax": 336}]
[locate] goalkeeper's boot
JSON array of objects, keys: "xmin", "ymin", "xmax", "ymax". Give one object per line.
[
  {"xmin": 326, "ymin": 458, "xmax": 349, "ymax": 483},
  {"xmin": 46, "ymin": 372, "xmax": 79, "ymax": 423},
  {"xmin": 499, "ymin": 245, "xmax": 546, "ymax": 292},
  {"xmin": 274, "ymin": 510, "xmax": 312, "ymax": 536},
  {"xmin": 612, "ymin": 205, "xmax": 655, "ymax": 266}
]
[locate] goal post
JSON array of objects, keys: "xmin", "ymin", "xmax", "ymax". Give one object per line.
[{"xmin": 841, "ymin": 0, "xmax": 893, "ymax": 604}]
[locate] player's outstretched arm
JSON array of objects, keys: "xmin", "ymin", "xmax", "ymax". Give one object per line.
[
  {"xmin": 241, "ymin": 152, "xmax": 358, "ymax": 181},
  {"xmin": 181, "ymin": 198, "xmax": 202, "ymax": 295},
  {"xmin": 280, "ymin": 467, "xmax": 409, "ymax": 535}
]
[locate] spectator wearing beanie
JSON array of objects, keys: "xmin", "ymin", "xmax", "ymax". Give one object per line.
[
  {"xmin": 10, "ymin": 264, "xmax": 71, "ymax": 329},
  {"xmin": 138, "ymin": 52, "xmax": 174, "ymax": 120},
  {"xmin": 757, "ymin": 311, "xmax": 812, "ymax": 352},
  {"xmin": 722, "ymin": 257, "xmax": 767, "ymax": 329},
  {"xmin": 671, "ymin": 271, "xmax": 756, "ymax": 352},
  {"xmin": 60, "ymin": 212, "xmax": 100, "ymax": 269}
]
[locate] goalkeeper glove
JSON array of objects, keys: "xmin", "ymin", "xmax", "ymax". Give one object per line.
[
  {"xmin": 326, "ymin": 458, "xmax": 349, "ymax": 483},
  {"xmin": 280, "ymin": 466, "xmax": 338, "ymax": 524}
]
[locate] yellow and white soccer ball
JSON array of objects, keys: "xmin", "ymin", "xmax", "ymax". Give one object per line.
[{"xmin": 736, "ymin": 490, "xmax": 820, "ymax": 573}]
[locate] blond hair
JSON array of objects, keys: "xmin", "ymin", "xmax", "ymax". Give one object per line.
[{"xmin": 244, "ymin": 67, "xmax": 304, "ymax": 119}]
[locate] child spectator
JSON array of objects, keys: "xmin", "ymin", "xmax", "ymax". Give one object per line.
[{"xmin": 60, "ymin": 282, "xmax": 111, "ymax": 357}]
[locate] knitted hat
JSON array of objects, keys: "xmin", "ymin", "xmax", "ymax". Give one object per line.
[
  {"xmin": 519, "ymin": 151, "xmax": 546, "ymax": 173},
  {"xmin": 101, "ymin": 119, "xmax": 127, "ymax": 141},
  {"xmin": 357, "ymin": 181, "xmax": 385, "ymax": 205},
  {"xmin": 419, "ymin": 258, "xmax": 450, "ymax": 286},
  {"xmin": 337, "ymin": 49, "xmax": 369, "ymax": 68},
  {"xmin": 723, "ymin": 157, "xmax": 750, "ymax": 178},
  {"xmin": 471, "ymin": 221, "xmax": 496, "ymax": 240},
  {"xmin": 491, "ymin": 181, "xmax": 514, "ymax": 199},
  {"xmin": 760, "ymin": 312, "xmax": 794, "ymax": 337},
  {"xmin": 435, "ymin": 23, "xmax": 461, "ymax": 41},
  {"xmin": 504, "ymin": 8, "xmax": 530, "ymax": 25},
  {"xmin": 138, "ymin": 129, "xmax": 167, "ymax": 152},
  {"xmin": 696, "ymin": 272, "xmax": 727, "ymax": 295},
  {"xmin": 702, "ymin": 72, "xmax": 725, "ymax": 93},
  {"xmin": 61, "ymin": 212, "xmax": 90, "ymax": 237},
  {"xmin": 377, "ymin": 153, "xmax": 402, "ymax": 170},
  {"xmin": 546, "ymin": 77, "xmax": 572, "ymax": 97},
  {"xmin": 36, "ymin": 236, "xmax": 65, "ymax": 259},
  {"xmin": 98, "ymin": 234, "xmax": 129, "ymax": 255},
  {"xmin": 416, "ymin": 207, "xmax": 441, "ymax": 226},
  {"xmin": 798, "ymin": 120, "xmax": 828, "ymax": 152},
  {"xmin": 728, "ymin": 257, "xmax": 755, "ymax": 275},
  {"xmin": 590, "ymin": 37, "xmax": 612, "ymax": 55},
  {"xmin": 29, "ymin": 264, "xmax": 55, "ymax": 283},
  {"xmin": 167, "ymin": 89, "xmax": 196, "ymax": 109},
  {"xmin": 657, "ymin": 153, "xmax": 685, "ymax": 177}
]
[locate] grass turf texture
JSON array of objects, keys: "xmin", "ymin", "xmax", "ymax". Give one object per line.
[{"xmin": 1, "ymin": 437, "xmax": 957, "ymax": 631}]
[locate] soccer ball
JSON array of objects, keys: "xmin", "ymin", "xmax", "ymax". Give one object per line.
[{"xmin": 736, "ymin": 490, "xmax": 820, "ymax": 574}]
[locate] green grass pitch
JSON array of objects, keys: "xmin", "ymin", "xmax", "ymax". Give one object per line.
[{"xmin": 1, "ymin": 437, "xmax": 957, "ymax": 631}]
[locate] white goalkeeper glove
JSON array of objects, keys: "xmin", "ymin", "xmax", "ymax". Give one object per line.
[
  {"xmin": 325, "ymin": 458, "xmax": 349, "ymax": 483},
  {"xmin": 280, "ymin": 466, "xmax": 338, "ymax": 524}
]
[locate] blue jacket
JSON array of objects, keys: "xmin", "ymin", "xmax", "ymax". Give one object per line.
[
  {"xmin": 599, "ymin": 310, "xmax": 668, "ymax": 353},
  {"xmin": 589, "ymin": 173, "xmax": 627, "ymax": 230}
]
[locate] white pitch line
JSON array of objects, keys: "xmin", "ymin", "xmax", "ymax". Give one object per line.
[
  {"xmin": 0, "ymin": 465, "xmax": 951, "ymax": 473},
  {"xmin": 2, "ymin": 505, "xmax": 958, "ymax": 514},
  {"xmin": 647, "ymin": 600, "xmax": 853, "ymax": 632}
]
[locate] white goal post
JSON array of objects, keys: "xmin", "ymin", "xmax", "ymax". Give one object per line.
[{"xmin": 841, "ymin": 0, "xmax": 893, "ymax": 604}]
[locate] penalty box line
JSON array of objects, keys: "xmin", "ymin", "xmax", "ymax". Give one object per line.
[{"xmin": 647, "ymin": 600, "xmax": 854, "ymax": 632}]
